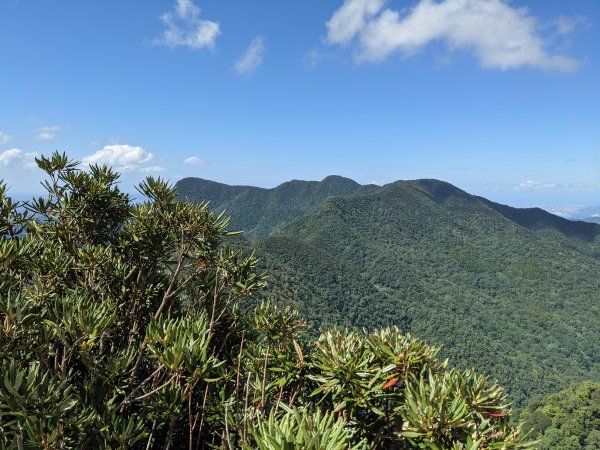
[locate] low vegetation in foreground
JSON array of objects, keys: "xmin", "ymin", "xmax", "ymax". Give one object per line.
[{"xmin": 0, "ymin": 153, "xmax": 535, "ymax": 448}]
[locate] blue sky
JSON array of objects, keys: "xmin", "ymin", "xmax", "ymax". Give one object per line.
[{"xmin": 1, "ymin": 0, "xmax": 599, "ymax": 209}]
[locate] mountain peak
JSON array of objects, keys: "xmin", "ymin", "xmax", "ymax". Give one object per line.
[
  {"xmin": 321, "ymin": 175, "xmax": 358, "ymax": 184},
  {"xmin": 410, "ymin": 179, "xmax": 472, "ymax": 201},
  {"xmin": 176, "ymin": 175, "xmax": 378, "ymax": 239}
]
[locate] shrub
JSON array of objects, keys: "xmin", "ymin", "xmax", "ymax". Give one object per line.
[{"xmin": 0, "ymin": 153, "xmax": 531, "ymax": 449}]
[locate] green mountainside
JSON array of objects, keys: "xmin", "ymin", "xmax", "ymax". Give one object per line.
[
  {"xmin": 521, "ymin": 381, "xmax": 600, "ymax": 449},
  {"xmin": 253, "ymin": 235, "xmax": 410, "ymax": 332},
  {"xmin": 176, "ymin": 175, "xmax": 379, "ymax": 240},
  {"xmin": 176, "ymin": 176, "xmax": 600, "ymax": 406}
]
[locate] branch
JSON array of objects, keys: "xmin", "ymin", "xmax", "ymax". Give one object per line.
[
  {"xmin": 120, "ymin": 364, "xmax": 165, "ymax": 409},
  {"xmin": 154, "ymin": 230, "xmax": 188, "ymax": 319},
  {"xmin": 134, "ymin": 374, "xmax": 177, "ymax": 403}
]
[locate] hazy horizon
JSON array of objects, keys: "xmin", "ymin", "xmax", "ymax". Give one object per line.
[{"xmin": 5, "ymin": 172, "xmax": 599, "ymax": 220}]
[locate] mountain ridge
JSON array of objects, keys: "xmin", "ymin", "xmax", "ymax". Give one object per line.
[
  {"xmin": 176, "ymin": 175, "xmax": 380, "ymax": 239},
  {"xmin": 177, "ymin": 175, "xmax": 600, "ymax": 405},
  {"xmin": 177, "ymin": 175, "xmax": 600, "ymax": 240}
]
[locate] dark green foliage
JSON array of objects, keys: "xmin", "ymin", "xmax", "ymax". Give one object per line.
[
  {"xmin": 176, "ymin": 175, "xmax": 378, "ymax": 240},
  {"xmin": 181, "ymin": 176, "xmax": 600, "ymax": 407},
  {"xmin": 254, "ymin": 235, "xmax": 410, "ymax": 333},
  {"xmin": 0, "ymin": 153, "xmax": 266, "ymax": 448},
  {"xmin": 521, "ymin": 381, "xmax": 600, "ymax": 449},
  {"xmin": 0, "ymin": 154, "xmax": 531, "ymax": 448},
  {"xmin": 271, "ymin": 180, "xmax": 600, "ymax": 407}
]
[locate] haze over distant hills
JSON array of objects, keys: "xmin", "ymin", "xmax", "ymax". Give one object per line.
[
  {"xmin": 177, "ymin": 175, "xmax": 600, "ymax": 406},
  {"xmin": 546, "ymin": 205, "xmax": 600, "ymax": 224},
  {"xmin": 583, "ymin": 215, "xmax": 600, "ymax": 224}
]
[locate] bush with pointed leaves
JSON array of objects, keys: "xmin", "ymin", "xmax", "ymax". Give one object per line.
[{"xmin": 0, "ymin": 152, "xmax": 533, "ymax": 449}]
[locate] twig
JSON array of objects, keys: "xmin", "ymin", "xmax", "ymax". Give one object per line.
[
  {"xmin": 187, "ymin": 378, "xmax": 200, "ymax": 450},
  {"xmin": 154, "ymin": 231, "xmax": 187, "ymax": 319},
  {"xmin": 163, "ymin": 417, "xmax": 176, "ymax": 450},
  {"xmin": 235, "ymin": 332, "xmax": 246, "ymax": 412},
  {"xmin": 145, "ymin": 420, "xmax": 157, "ymax": 450},
  {"xmin": 260, "ymin": 345, "xmax": 270, "ymax": 417},
  {"xmin": 134, "ymin": 374, "xmax": 177, "ymax": 403},
  {"xmin": 274, "ymin": 384, "xmax": 284, "ymax": 416},
  {"xmin": 224, "ymin": 403, "xmax": 233, "ymax": 450},
  {"xmin": 208, "ymin": 273, "xmax": 222, "ymax": 333},
  {"xmin": 196, "ymin": 382, "xmax": 210, "ymax": 448},
  {"xmin": 120, "ymin": 365, "xmax": 164, "ymax": 409},
  {"xmin": 243, "ymin": 372, "xmax": 252, "ymax": 442}
]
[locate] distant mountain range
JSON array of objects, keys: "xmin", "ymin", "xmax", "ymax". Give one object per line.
[
  {"xmin": 176, "ymin": 175, "xmax": 379, "ymax": 240},
  {"xmin": 584, "ymin": 215, "xmax": 600, "ymax": 224},
  {"xmin": 177, "ymin": 175, "xmax": 600, "ymax": 407},
  {"xmin": 546, "ymin": 205, "xmax": 600, "ymax": 224}
]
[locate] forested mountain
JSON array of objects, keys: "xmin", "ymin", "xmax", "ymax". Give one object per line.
[
  {"xmin": 177, "ymin": 176, "xmax": 600, "ymax": 407},
  {"xmin": 1, "ymin": 155, "xmax": 531, "ymax": 448},
  {"xmin": 176, "ymin": 175, "xmax": 379, "ymax": 239},
  {"xmin": 521, "ymin": 381, "xmax": 600, "ymax": 449}
]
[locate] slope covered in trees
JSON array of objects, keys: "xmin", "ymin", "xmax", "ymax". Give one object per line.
[
  {"xmin": 0, "ymin": 153, "xmax": 531, "ymax": 448},
  {"xmin": 176, "ymin": 175, "xmax": 379, "ymax": 240},
  {"xmin": 178, "ymin": 176, "xmax": 600, "ymax": 407},
  {"xmin": 254, "ymin": 235, "xmax": 410, "ymax": 333},
  {"xmin": 521, "ymin": 381, "xmax": 600, "ymax": 449}
]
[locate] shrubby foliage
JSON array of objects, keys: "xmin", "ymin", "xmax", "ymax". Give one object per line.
[{"xmin": 0, "ymin": 153, "xmax": 531, "ymax": 448}]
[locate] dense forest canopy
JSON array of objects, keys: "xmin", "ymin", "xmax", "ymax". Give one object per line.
[
  {"xmin": 0, "ymin": 153, "xmax": 534, "ymax": 449},
  {"xmin": 178, "ymin": 176, "xmax": 600, "ymax": 408},
  {"xmin": 176, "ymin": 175, "xmax": 379, "ymax": 240},
  {"xmin": 521, "ymin": 381, "xmax": 600, "ymax": 449}
]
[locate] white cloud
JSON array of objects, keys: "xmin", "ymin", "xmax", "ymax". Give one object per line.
[
  {"xmin": 155, "ymin": 0, "xmax": 220, "ymax": 50},
  {"xmin": 183, "ymin": 156, "xmax": 203, "ymax": 165},
  {"xmin": 234, "ymin": 36, "xmax": 266, "ymax": 75},
  {"xmin": 139, "ymin": 165, "xmax": 166, "ymax": 173},
  {"xmin": 327, "ymin": 0, "xmax": 385, "ymax": 45},
  {"xmin": 555, "ymin": 15, "xmax": 588, "ymax": 36},
  {"xmin": 83, "ymin": 144, "xmax": 156, "ymax": 173},
  {"xmin": 35, "ymin": 125, "xmax": 62, "ymax": 141},
  {"xmin": 0, "ymin": 148, "xmax": 39, "ymax": 169},
  {"xmin": 0, "ymin": 132, "xmax": 11, "ymax": 144},
  {"xmin": 519, "ymin": 180, "xmax": 556, "ymax": 189},
  {"xmin": 326, "ymin": 0, "xmax": 580, "ymax": 72},
  {"xmin": 516, "ymin": 180, "xmax": 600, "ymax": 191}
]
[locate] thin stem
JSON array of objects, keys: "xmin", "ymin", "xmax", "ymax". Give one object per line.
[
  {"xmin": 260, "ymin": 345, "xmax": 270, "ymax": 416},
  {"xmin": 134, "ymin": 374, "xmax": 177, "ymax": 403},
  {"xmin": 242, "ymin": 372, "xmax": 252, "ymax": 442},
  {"xmin": 235, "ymin": 332, "xmax": 245, "ymax": 415},
  {"xmin": 163, "ymin": 417, "xmax": 176, "ymax": 450},
  {"xmin": 224, "ymin": 403, "xmax": 232, "ymax": 450},
  {"xmin": 197, "ymin": 382, "xmax": 210, "ymax": 447},
  {"xmin": 120, "ymin": 365, "xmax": 164, "ymax": 409},
  {"xmin": 145, "ymin": 420, "xmax": 157, "ymax": 450},
  {"xmin": 154, "ymin": 231, "xmax": 187, "ymax": 319}
]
